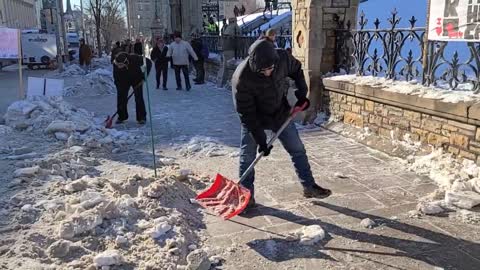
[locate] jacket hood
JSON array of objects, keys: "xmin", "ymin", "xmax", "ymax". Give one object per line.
[{"xmin": 248, "ymin": 39, "xmax": 279, "ymax": 73}]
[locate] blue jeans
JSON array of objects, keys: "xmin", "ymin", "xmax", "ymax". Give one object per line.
[{"xmin": 239, "ymin": 122, "xmax": 315, "ymax": 197}]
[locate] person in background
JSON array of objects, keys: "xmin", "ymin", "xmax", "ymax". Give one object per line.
[
  {"xmin": 79, "ymin": 38, "xmax": 92, "ymax": 72},
  {"xmin": 122, "ymin": 39, "xmax": 133, "ymax": 54},
  {"xmin": 234, "ymin": 5, "xmax": 240, "ymax": 17},
  {"xmin": 240, "ymin": 5, "xmax": 246, "ymax": 16},
  {"xmin": 150, "ymin": 38, "xmax": 170, "ymax": 90},
  {"xmin": 218, "ymin": 17, "xmax": 241, "ymax": 87},
  {"xmin": 167, "ymin": 31, "xmax": 198, "ymax": 91},
  {"xmin": 190, "ymin": 33, "xmax": 206, "ymax": 85},
  {"xmin": 111, "ymin": 41, "xmax": 122, "ymax": 64},
  {"xmin": 265, "ymin": 28, "xmax": 276, "ymax": 43},
  {"xmin": 112, "ymin": 52, "xmax": 152, "ymax": 125},
  {"xmin": 134, "ymin": 38, "xmax": 143, "ymax": 55}
]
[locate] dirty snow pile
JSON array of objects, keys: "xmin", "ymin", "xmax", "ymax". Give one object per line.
[
  {"xmin": 3, "ymin": 96, "xmax": 137, "ymax": 150},
  {"xmin": 64, "ymin": 68, "xmax": 116, "ymax": 97},
  {"xmin": 404, "ymin": 148, "xmax": 480, "ymax": 218},
  {"xmin": 0, "ymin": 144, "xmax": 209, "ymax": 269},
  {"xmin": 90, "ymin": 56, "xmax": 112, "ymax": 70},
  {"xmin": 329, "ymin": 75, "xmax": 480, "ymax": 103},
  {"xmin": 174, "ymin": 136, "xmax": 232, "ymax": 158},
  {"xmin": 53, "ymin": 64, "xmax": 86, "ymax": 77}
]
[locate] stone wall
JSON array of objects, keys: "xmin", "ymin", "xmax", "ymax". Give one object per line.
[
  {"xmin": 323, "ymin": 78, "xmax": 480, "ymax": 163},
  {"xmin": 291, "ymin": 0, "xmax": 359, "ymax": 123}
]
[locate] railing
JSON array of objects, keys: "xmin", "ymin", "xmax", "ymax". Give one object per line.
[
  {"xmin": 201, "ymin": 34, "xmax": 292, "ymax": 59},
  {"xmin": 335, "ymin": 10, "xmax": 480, "ymax": 93}
]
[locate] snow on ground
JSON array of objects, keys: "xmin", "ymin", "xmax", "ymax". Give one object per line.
[
  {"xmin": 63, "ymin": 68, "xmax": 116, "ymax": 97},
  {"xmin": 330, "ymin": 75, "xmax": 480, "ymax": 103},
  {"xmin": 3, "ymin": 96, "xmax": 136, "ymax": 151},
  {"xmin": 0, "ymin": 96, "xmax": 214, "ymax": 269},
  {"xmin": 173, "ymin": 136, "xmax": 234, "ymax": 158},
  {"xmin": 49, "ymin": 56, "xmax": 115, "ymax": 97}
]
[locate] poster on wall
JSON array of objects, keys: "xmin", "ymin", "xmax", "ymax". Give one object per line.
[
  {"xmin": 428, "ymin": 0, "xmax": 480, "ymax": 42},
  {"xmin": 0, "ymin": 28, "xmax": 19, "ymax": 59}
]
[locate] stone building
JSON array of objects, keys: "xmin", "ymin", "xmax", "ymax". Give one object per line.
[
  {"xmin": 126, "ymin": 0, "xmax": 203, "ymax": 40},
  {"xmin": 0, "ymin": 0, "xmax": 37, "ymax": 29}
]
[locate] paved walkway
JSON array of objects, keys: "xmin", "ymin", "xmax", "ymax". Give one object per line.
[{"xmin": 69, "ymin": 68, "xmax": 480, "ymax": 270}]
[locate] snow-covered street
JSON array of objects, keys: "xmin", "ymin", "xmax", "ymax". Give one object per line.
[{"xmin": 0, "ymin": 60, "xmax": 479, "ymax": 270}]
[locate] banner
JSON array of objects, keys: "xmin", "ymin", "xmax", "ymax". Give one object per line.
[
  {"xmin": 428, "ymin": 0, "xmax": 480, "ymax": 42},
  {"xmin": 0, "ymin": 28, "xmax": 19, "ymax": 59}
]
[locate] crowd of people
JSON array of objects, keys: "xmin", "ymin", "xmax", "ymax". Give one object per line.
[{"xmin": 109, "ymin": 31, "xmax": 207, "ymax": 125}]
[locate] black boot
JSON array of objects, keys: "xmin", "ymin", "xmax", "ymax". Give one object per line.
[
  {"xmin": 303, "ymin": 184, "xmax": 332, "ymax": 199},
  {"xmin": 238, "ymin": 197, "xmax": 256, "ymax": 216}
]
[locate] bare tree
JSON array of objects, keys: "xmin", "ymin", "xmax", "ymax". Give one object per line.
[
  {"xmin": 88, "ymin": 0, "xmax": 104, "ymax": 57},
  {"xmin": 101, "ymin": 0, "xmax": 126, "ymax": 53}
]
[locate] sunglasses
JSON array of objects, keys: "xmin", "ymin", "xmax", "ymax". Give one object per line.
[
  {"xmin": 260, "ymin": 65, "xmax": 275, "ymax": 72},
  {"xmin": 114, "ymin": 57, "xmax": 129, "ymax": 69}
]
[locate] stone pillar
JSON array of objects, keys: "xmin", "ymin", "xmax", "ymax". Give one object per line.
[
  {"xmin": 169, "ymin": 0, "xmax": 202, "ymax": 38},
  {"xmin": 291, "ymin": 0, "xmax": 359, "ymax": 123}
]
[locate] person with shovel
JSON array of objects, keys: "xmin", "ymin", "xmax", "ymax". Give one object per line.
[
  {"xmin": 232, "ymin": 39, "xmax": 332, "ymax": 212},
  {"xmin": 113, "ymin": 52, "xmax": 152, "ymax": 125}
]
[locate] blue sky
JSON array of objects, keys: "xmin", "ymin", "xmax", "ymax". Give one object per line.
[{"xmin": 359, "ymin": 0, "xmax": 428, "ymax": 28}]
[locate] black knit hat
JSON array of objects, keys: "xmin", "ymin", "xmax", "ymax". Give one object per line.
[{"xmin": 248, "ymin": 39, "xmax": 279, "ymax": 72}]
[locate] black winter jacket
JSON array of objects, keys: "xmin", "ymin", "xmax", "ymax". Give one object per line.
[
  {"xmin": 113, "ymin": 54, "xmax": 152, "ymax": 88},
  {"xmin": 191, "ymin": 38, "xmax": 204, "ymax": 61},
  {"xmin": 232, "ymin": 43, "xmax": 308, "ymax": 144},
  {"xmin": 150, "ymin": 45, "xmax": 169, "ymax": 66}
]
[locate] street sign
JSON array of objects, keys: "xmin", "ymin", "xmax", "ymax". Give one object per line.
[
  {"xmin": 428, "ymin": 0, "xmax": 480, "ymax": 41},
  {"xmin": 0, "ymin": 28, "xmax": 20, "ymax": 59}
]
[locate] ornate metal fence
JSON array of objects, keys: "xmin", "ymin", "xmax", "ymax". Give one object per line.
[
  {"xmin": 201, "ymin": 34, "xmax": 292, "ymax": 59},
  {"xmin": 335, "ymin": 10, "xmax": 480, "ymax": 93}
]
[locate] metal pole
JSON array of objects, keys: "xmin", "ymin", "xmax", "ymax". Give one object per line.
[
  {"xmin": 422, "ymin": 0, "xmax": 431, "ymax": 85},
  {"xmin": 126, "ymin": 0, "xmax": 131, "ymax": 38},
  {"xmin": 55, "ymin": 0, "xmax": 64, "ymax": 72},
  {"xmin": 59, "ymin": 0, "xmax": 69, "ymax": 63},
  {"xmin": 80, "ymin": 0, "xmax": 86, "ymax": 40},
  {"xmin": 18, "ymin": 29, "xmax": 24, "ymax": 99}
]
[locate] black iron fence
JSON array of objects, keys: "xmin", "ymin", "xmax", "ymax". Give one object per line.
[
  {"xmin": 335, "ymin": 10, "xmax": 480, "ymax": 93},
  {"xmin": 201, "ymin": 34, "xmax": 292, "ymax": 59}
]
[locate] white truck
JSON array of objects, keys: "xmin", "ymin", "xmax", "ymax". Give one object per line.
[{"xmin": 21, "ymin": 33, "xmax": 57, "ymax": 70}]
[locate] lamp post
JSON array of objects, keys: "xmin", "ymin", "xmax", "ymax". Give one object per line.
[{"xmin": 79, "ymin": 0, "xmax": 86, "ymax": 40}]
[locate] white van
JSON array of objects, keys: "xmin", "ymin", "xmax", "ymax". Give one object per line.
[{"xmin": 21, "ymin": 33, "xmax": 57, "ymax": 69}]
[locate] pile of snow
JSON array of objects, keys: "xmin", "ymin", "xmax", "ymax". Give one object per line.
[
  {"xmin": 54, "ymin": 64, "xmax": 86, "ymax": 77},
  {"xmin": 292, "ymin": 225, "xmax": 326, "ymax": 245},
  {"xmin": 175, "ymin": 136, "xmax": 230, "ymax": 157},
  {"xmin": 406, "ymin": 148, "xmax": 480, "ymax": 211},
  {"xmin": 64, "ymin": 68, "xmax": 116, "ymax": 97},
  {"xmin": 0, "ymin": 145, "xmax": 207, "ymax": 269},
  {"xmin": 3, "ymin": 96, "xmax": 136, "ymax": 148},
  {"xmin": 90, "ymin": 56, "xmax": 112, "ymax": 70},
  {"xmin": 329, "ymin": 75, "xmax": 480, "ymax": 103}
]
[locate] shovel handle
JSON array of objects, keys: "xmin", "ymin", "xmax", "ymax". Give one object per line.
[{"xmin": 237, "ymin": 101, "xmax": 308, "ymax": 184}]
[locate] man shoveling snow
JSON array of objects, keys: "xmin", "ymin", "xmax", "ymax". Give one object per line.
[{"xmin": 232, "ymin": 39, "xmax": 332, "ymax": 213}]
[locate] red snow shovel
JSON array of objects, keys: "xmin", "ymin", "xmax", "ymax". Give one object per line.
[
  {"xmin": 195, "ymin": 102, "xmax": 308, "ymax": 220},
  {"xmin": 104, "ymin": 91, "xmax": 135, "ymax": 129}
]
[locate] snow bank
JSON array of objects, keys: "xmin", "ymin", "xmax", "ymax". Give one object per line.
[
  {"xmin": 64, "ymin": 68, "xmax": 115, "ymax": 97},
  {"xmin": 406, "ymin": 149, "xmax": 480, "ymax": 210},
  {"xmin": 329, "ymin": 75, "xmax": 480, "ymax": 103},
  {"xmin": 3, "ymin": 96, "xmax": 136, "ymax": 147}
]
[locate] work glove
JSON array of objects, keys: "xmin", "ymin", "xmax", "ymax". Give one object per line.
[
  {"xmin": 258, "ymin": 143, "xmax": 273, "ymax": 157},
  {"xmin": 294, "ymin": 96, "xmax": 310, "ymax": 111},
  {"xmin": 251, "ymin": 129, "xmax": 273, "ymax": 157}
]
